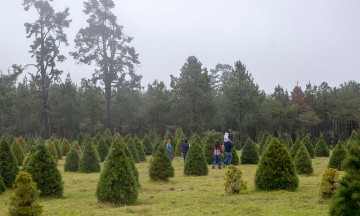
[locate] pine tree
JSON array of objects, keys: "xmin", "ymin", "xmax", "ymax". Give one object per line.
[
  {"xmin": 294, "ymin": 144, "xmax": 313, "ymax": 175},
  {"xmin": 302, "ymin": 134, "xmax": 315, "ymax": 158},
  {"xmin": 261, "ymin": 136, "xmax": 273, "ymax": 156},
  {"xmin": 149, "ymin": 144, "xmax": 174, "ymax": 181},
  {"xmin": 79, "ymin": 140, "xmax": 101, "ymax": 173},
  {"xmin": 96, "ymin": 136, "xmax": 138, "ymax": 204},
  {"xmin": 0, "ymin": 175, "xmax": 5, "ymax": 195},
  {"xmin": 8, "ymin": 171, "xmax": 42, "ymax": 216},
  {"xmin": 11, "ymin": 139, "xmax": 25, "ymax": 166},
  {"xmin": 72, "ymin": 141, "xmax": 83, "ymax": 158},
  {"xmin": 46, "ymin": 140, "xmax": 58, "ymax": 164},
  {"xmin": 0, "ymin": 139, "xmax": 19, "ymax": 188},
  {"xmin": 290, "ymin": 138, "xmax": 302, "ymax": 159},
  {"xmin": 96, "ymin": 138, "xmax": 109, "ymax": 162},
  {"xmin": 174, "ymin": 127, "xmax": 186, "ymax": 157},
  {"xmin": 184, "ymin": 134, "xmax": 208, "ymax": 176},
  {"xmin": 315, "ymin": 134, "xmax": 330, "ymax": 157},
  {"xmin": 24, "ymin": 137, "xmax": 36, "ymax": 154},
  {"xmin": 255, "ymin": 138, "xmax": 298, "ymax": 191},
  {"xmin": 280, "ymin": 132, "xmax": 293, "ymax": 149},
  {"xmin": 54, "ymin": 138, "xmax": 63, "ymax": 160},
  {"xmin": 152, "ymin": 136, "xmax": 162, "ymax": 155},
  {"xmin": 241, "ymin": 138, "xmax": 259, "ymax": 164},
  {"xmin": 64, "ymin": 148, "xmax": 80, "ymax": 172},
  {"xmin": 224, "ymin": 165, "xmax": 247, "ymax": 194},
  {"xmin": 124, "ymin": 135, "xmax": 140, "ymax": 163},
  {"xmin": 320, "ymin": 168, "xmax": 339, "ymax": 199},
  {"xmin": 60, "ymin": 139, "xmax": 71, "ymax": 156},
  {"xmin": 234, "ymin": 138, "xmax": 241, "ymax": 150},
  {"xmin": 328, "ymin": 142, "xmax": 347, "ymax": 171},
  {"xmin": 17, "ymin": 136, "xmax": 26, "ymax": 151},
  {"xmin": 230, "ymin": 148, "xmax": 239, "ymax": 165},
  {"xmin": 134, "ymin": 136, "xmax": 146, "ymax": 162},
  {"xmin": 24, "ymin": 145, "xmax": 63, "ymax": 197},
  {"xmin": 330, "ymin": 133, "xmax": 360, "ymax": 215},
  {"xmin": 142, "ymin": 135, "xmax": 153, "ymax": 155},
  {"xmin": 345, "ymin": 130, "xmax": 360, "ymax": 151},
  {"xmin": 259, "ymin": 131, "xmax": 271, "ymax": 155}
]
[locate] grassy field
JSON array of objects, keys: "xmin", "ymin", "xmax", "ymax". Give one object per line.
[{"xmin": 0, "ymin": 152, "xmax": 333, "ymax": 216}]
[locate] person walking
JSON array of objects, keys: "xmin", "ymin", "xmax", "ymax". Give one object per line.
[
  {"xmin": 212, "ymin": 140, "xmax": 223, "ymax": 169},
  {"xmin": 166, "ymin": 139, "xmax": 174, "ymax": 161},
  {"xmin": 223, "ymin": 132, "xmax": 234, "ymax": 167},
  {"xmin": 181, "ymin": 139, "xmax": 190, "ymax": 161}
]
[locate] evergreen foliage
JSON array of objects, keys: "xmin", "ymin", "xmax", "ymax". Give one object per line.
[
  {"xmin": 46, "ymin": 140, "xmax": 58, "ymax": 163},
  {"xmin": 315, "ymin": 134, "xmax": 330, "ymax": 157},
  {"xmin": 152, "ymin": 137, "xmax": 162, "ymax": 155},
  {"xmin": 0, "ymin": 175, "xmax": 5, "ymax": 195},
  {"xmin": 261, "ymin": 136, "xmax": 273, "ymax": 156},
  {"xmin": 96, "ymin": 138, "xmax": 109, "ymax": 162},
  {"xmin": 24, "ymin": 137, "xmax": 36, "ymax": 154},
  {"xmin": 124, "ymin": 136, "xmax": 140, "ymax": 163},
  {"xmin": 184, "ymin": 134, "xmax": 208, "ymax": 176},
  {"xmin": 241, "ymin": 138, "xmax": 259, "ymax": 164},
  {"xmin": 345, "ymin": 130, "xmax": 360, "ymax": 151},
  {"xmin": 24, "ymin": 144, "xmax": 63, "ymax": 197},
  {"xmin": 79, "ymin": 140, "xmax": 101, "ymax": 173},
  {"xmin": 72, "ymin": 141, "xmax": 83, "ymax": 157},
  {"xmin": 60, "ymin": 139, "xmax": 71, "ymax": 156},
  {"xmin": 328, "ymin": 142, "xmax": 347, "ymax": 171},
  {"xmin": 64, "ymin": 148, "xmax": 80, "ymax": 172},
  {"xmin": 319, "ymin": 168, "xmax": 339, "ymax": 198},
  {"xmin": 142, "ymin": 135, "xmax": 153, "ymax": 155},
  {"xmin": 290, "ymin": 138, "xmax": 302, "ymax": 159},
  {"xmin": 203, "ymin": 131, "xmax": 219, "ymax": 164},
  {"xmin": 96, "ymin": 136, "xmax": 138, "ymax": 204},
  {"xmin": 302, "ymin": 134, "xmax": 315, "ymax": 158},
  {"xmin": 22, "ymin": 146, "xmax": 37, "ymax": 168},
  {"xmin": 234, "ymin": 138, "xmax": 241, "ymax": 150},
  {"xmin": 224, "ymin": 165, "xmax": 247, "ymax": 195},
  {"xmin": 0, "ymin": 139, "xmax": 19, "ymax": 188},
  {"xmin": 17, "ymin": 136, "xmax": 26, "ymax": 151},
  {"xmin": 8, "ymin": 171, "xmax": 42, "ymax": 216},
  {"xmin": 294, "ymin": 144, "xmax": 313, "ymax": 175},
  {"xmin": 230, "ymin": 148, "xmax": 239, "ymax": 165},
  {"xmin": 258, "ymin": 131, "xmax": 271, "ymax": 155},
  {"xmin": 189, "ymin": 133, "xmax": 204, "ymax": 149},
  {"xmin": 53, "ymin": 138, "xmax": 62, "ymax": 160},
  {"xmin": 134, "ymin": 136, "xmax": 146, "ymax": 162},
  {"xmin": 149, "ymin": 143, "xmax": 175, "ymax": 181},
  {"xmin": 330, "ymin": 134, "xmax": 360, "ymax": 215},
  {"xmin": 255, "ymin": 138, "xmax": 299, "ymax": 191},
  {"xmin": 280, "ymin": 133, "xmax": 293, "ymax": 149},
  {"xmin": 174, "ymin": 127, "xmax": 186, "ymax": 157},
  {"xmin": 77, "ymin": 132, "xmax": 90, "ymax": 148},
  {"xmin": 11, "ymin": 139, "xmax": 25, "ymax": 166},
  {"xmin": 95, "ymin": 132, "xmax": 102, "ymax": 142}
]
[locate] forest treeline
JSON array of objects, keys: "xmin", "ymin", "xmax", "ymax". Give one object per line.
[{"xmin": 1, "ymin": 0, "xmax": 360, "ymax": 144}]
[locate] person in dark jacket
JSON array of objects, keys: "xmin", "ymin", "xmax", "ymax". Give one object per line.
[
  {"xmin": 181, "ymin": 139, "xmax": 190, "ymax": 161},
  {"xmin": 223, "ymin": 132, "xmax": 234, "ymax": 166}
]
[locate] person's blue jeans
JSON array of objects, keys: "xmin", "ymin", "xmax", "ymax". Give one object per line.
[
  {"xmin": 213, "ymin": 155, "xmax": 222, "ymax": 168},
  {"xmin": 182, "ymin": 152, "xmax": 187, "ymax": 161},
  {"xmin": 224, "ymin": 152, "xmax": 232, "ymax": 165}
]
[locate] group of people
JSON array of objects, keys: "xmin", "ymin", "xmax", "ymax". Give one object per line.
[{"xmin": 165, "ymin": 132, "xmax": 234, "ymax": 170}]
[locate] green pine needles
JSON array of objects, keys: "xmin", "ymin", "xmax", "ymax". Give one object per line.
[
  {"xmin": 64, "ymin": 147, "xmax": 80, "ymax": 172},
  {"xmin": 149, "ymin": 143, "xmax": 174, "ymax": 181},
  {"xmin": 328, "ymin": 142, "xmax": 347, "ymax": 170},
  {"xmin": 96, "ymin": 138, "xmax": 109, "ymax": 162},
  {"xmin": 0, "ymin": 139, "xmax": 19, "ymax": 188},
  {"xmin": 315, "ymin": 134, "xmax": 330, "ymax": 157},
  {"xmin": 302, "ymin": 134, "xmax": 315, "ymax": 158},
  {"xmin": 184, "ymin": 134, "xmax": 208, "ymax": 176},
  {"xmin": 224, "ymin": 165, "xmax": 247, "ymax": 195},
  {"xmin": 96, "ymin": 136, "xmax": 138, "ymax": 204},
  {"xmin": 294, "ymin": 144, "xmax": 313, "ymax": 175},
  {"xmin": 0, "ymin": 175, "xmax": 5, "ymax": 195},
  {"xmin": 255, "ymin": 138, "xmax": 298, "ymax": 191},
  {"xmin": 79, "ymin": 140, "xmax": 101, "ymax": 173},
  {"xmin": 241, "ymin": 138, "xmax": 259, "ymax": 164}
]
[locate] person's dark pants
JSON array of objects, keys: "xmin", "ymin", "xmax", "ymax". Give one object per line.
[{"xmin": 224, "ymin": 152, "xmax": 232, "ymax": 165}]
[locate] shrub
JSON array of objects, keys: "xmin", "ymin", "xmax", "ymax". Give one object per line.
[
  {"xmin": 24, "ymin": 145, "xmax": 63, "ymax": 197},
  {"xmin": 96, "ymin": 138, "xmax": 109, "ymax": 162},
  {"xmin": 241, "ymin": 138, "xmax": 259, "ymax": 164},
  {"xmin": 11, "ymin": 139, "xmax": 25, "ymax": 166},
  {"xmin": 17, "ymin": 136, "xmax": 26, "ymax": 151},
  {"xmin": 124, "ymin": 135, "xmax": 140, "ymax": 163},
  {"xmin": 261, "ymin": 136, "xmax": 273, "ymax": 156},
  {"xmin": 319, "ymin": 168, "xmax": 339, "ymax": 199},
  {"xmin": 345, "ymin": 130, "xmax": 360, "ymax": 151},
  {"xmin": 96, "ymin": 136, "xmax": 138, "ymax": 204},
  {"xmin": 174, "ymin": 128, "xmax": 186, "ymax": 157},
  {"xmin": 149, "ymin": 143, "xmax": 174, "ymax": 181},
  {"xmin": 258, "ymin": 131, "xmax": 271, "ymax": 155},
  {"xmin": 328, "ymin": 142, "xmax": 347, "ymax": 171},
  {"xmin": 79, "ymin": 140, "xmax": 101, "ymax": 173},
  {"xmin": 134, "ymin": 136, "xmax": 146, "ymax": 162},
  {"xmin": 152, "ymin": 137, "xmax": 162, "ymax": 155},
  {"xmin": 46, "ymin": 140, "xmax": 58, "ymax": 164},
  {"xmin": 8, "ymin": 171, "xmax": 42, "ymax": 216},
  {"xmin": 330, "ymin": 134, "xmax": 360, "ymax": 215},
  {"xmin": 72, "ymin": 141, "xmax": 83, "ymax": 157},
  {"xmin": 184, "ymin": 134, "xmax": 208, "ymax": 176},
  {"xmin": 255, "ymin": 138, "xmax": 298, "ymax": 191},
  {"xmin": 302, "ymin": 134, "xmax": 315, "ymax": 158},
  {"xmin": 60, "ymin": 139, "xmax": 71, "ymax": 156},
  {"xmin": 294, "ymin": 144, "xmax": 313, "ymax": 175},
  {"xmin": 230, "ymin": 148, "xmax": 239, "ymax": 165},
  {"xmin": 24, "ymin": 137, "xmax": 36, "ymax": 154},
  {"xmin": 64, "ymin": 148, "xmax": 80, "ymax": 172},
  {"xmin": 315, "ymin": 133, "xmax": 330, "ymax": 157},
  {"xmin": 0, "ymin": 139, "xmax": 19, "ymax": 188},
  {"xmin": 234, "ymin": 138, "xmax": 241, "ymax": 150},
  {"xmin": 53, "ymin": 138, "xmax": 62, "ymax": 160},
  {"xmin": 224, "ymin": 165, "xmax": 247, "ymax": 195},
  {"xmin": 290, "ymin": 138, "xmax": 302, "ymax": 159},
  {"xmin": 142, "ymin": 135, "xmax": 153, "ymax": 155},
  {"xmin": 0, "ymin": 175, "xmax": 5, "ymax": 195}
]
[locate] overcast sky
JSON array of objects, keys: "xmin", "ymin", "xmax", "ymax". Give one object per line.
[{"xmin": 1, "ymin": 0, "xmax": 359, "ymax": 94}]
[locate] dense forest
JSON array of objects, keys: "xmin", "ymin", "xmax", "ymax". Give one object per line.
[{"xmin": 1, "ymin": 0, "xmax": 359, "ymax": 145}]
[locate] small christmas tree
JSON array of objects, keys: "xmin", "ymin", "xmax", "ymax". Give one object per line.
[
  {"xmin": 17, "ymin": 136, "xmax": 26, "ymax": 151},
  {"xmin": 11, "ymin": 139, "xmax": 25, "ymax": 166},
  {"xmin": 149, "ymin": 143, "xmax": 174, "ymax": 181},
  {"xmin": 255, "ymin": 138, "xmax": 298, "ymax": 191},
  {"xmin": 142, "ymin": 135, "xmax": 153, "ymax": 155},
  {"xmin": 315, "ymin": 133, "xmax": 330, "ymax": 157},
  {"xmin": 290, "ymin": 138, "xmax": 302, "ymax": 159},
  {"xmin": 96, "ymin": 138, "xmax": 109, "ymax": 162},
  {"xmin": 224, "ymin": 165, "xmax": 247, "ymax": 195},
  {"xmin": 319, "ymin": 168, "xmax": 339, "ymax": 199},
  {"xmin": 134, "ymin": 136, "xmax": 146, "ymax": 162},
  {"xmin": 60, "ymin": 139, "xmax": 71, "ymax": 156},
  {"xmin": 230, "ymin": 148, "xmax": 239, "ymax": 165},
  {"xmin": 328, "ymin": 142, "xmax": 347, "ymax": 171},
  {"xmin": 46, "ymin": 140, "xmax": 58, "ymax": 164},
  {"xmin": 24, "ymin": 144, "xmax": 63, "ymax": 197},
  {"xmin": 241, "ymin": 138, "xmax": 259, "ymax": 164},
  {"xmin": 96, "ymin": 136, "xmax": 138, "ymax": 204},
  {"xmin": 72, "ymin": 141, "xmax": 83, "ymax": 157},
  {"xmin": 174, "ymin": 127, "xmax": 186, "ymax": 157},
  {"xmin": 280, "ymin": 133, "xmax": 293, "ymax": 150},
  {"xmin": 259, "ymin": 131, "xmax": 271, "ymax": 155},
  {"xmin": 184, "ymin": 134, "xmax": 208, "ymax": 176},
  {"xmin": 302, "ymin": 134, "xmax": 315, "ymax": 158},
  {"xmin": 64, "ymin": 147, "xmax": 80, "ymax": 172},
  {"xmin": 0, "ymin": 175, "xmax": 5, "ymax": 195},
  {"xmin": 79, "ymin": 140, "xmax": 101, "ymax": 173},
  {"xmin": 124, "ymin": 135, "xmax": 140, "ymax": 163},
  {"xmin": 261, "ymin": 136, "xmax": 273, "ymax": 156},
  {"xmin": 234, "ymin": 138, "xmax": 241, "ymax": 150},
  {"xmin": 0, "ymin": 139, "xmax": 19, "ymax": 188},
  {"xmin": 8, "ymin": 171, "xmax": 42, "ymax": 216},
  {"xmin": 294, "ymin": 144, "xmax": 313, "ymax": 175}
]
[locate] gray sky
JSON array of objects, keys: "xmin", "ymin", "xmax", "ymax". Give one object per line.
[{"xmin": 1, "ymin": 0, "xmax": 359, "ymax": 94}]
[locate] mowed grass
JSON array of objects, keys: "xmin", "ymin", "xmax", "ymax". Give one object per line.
[{"xmin": 0, "ymin": 151, "xmax": 333, "ymax": 216}]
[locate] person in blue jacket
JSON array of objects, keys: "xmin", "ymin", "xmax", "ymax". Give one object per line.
[{"xmin": 223, "ymin": 132, "xmax": 234, "ymax": 166}]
